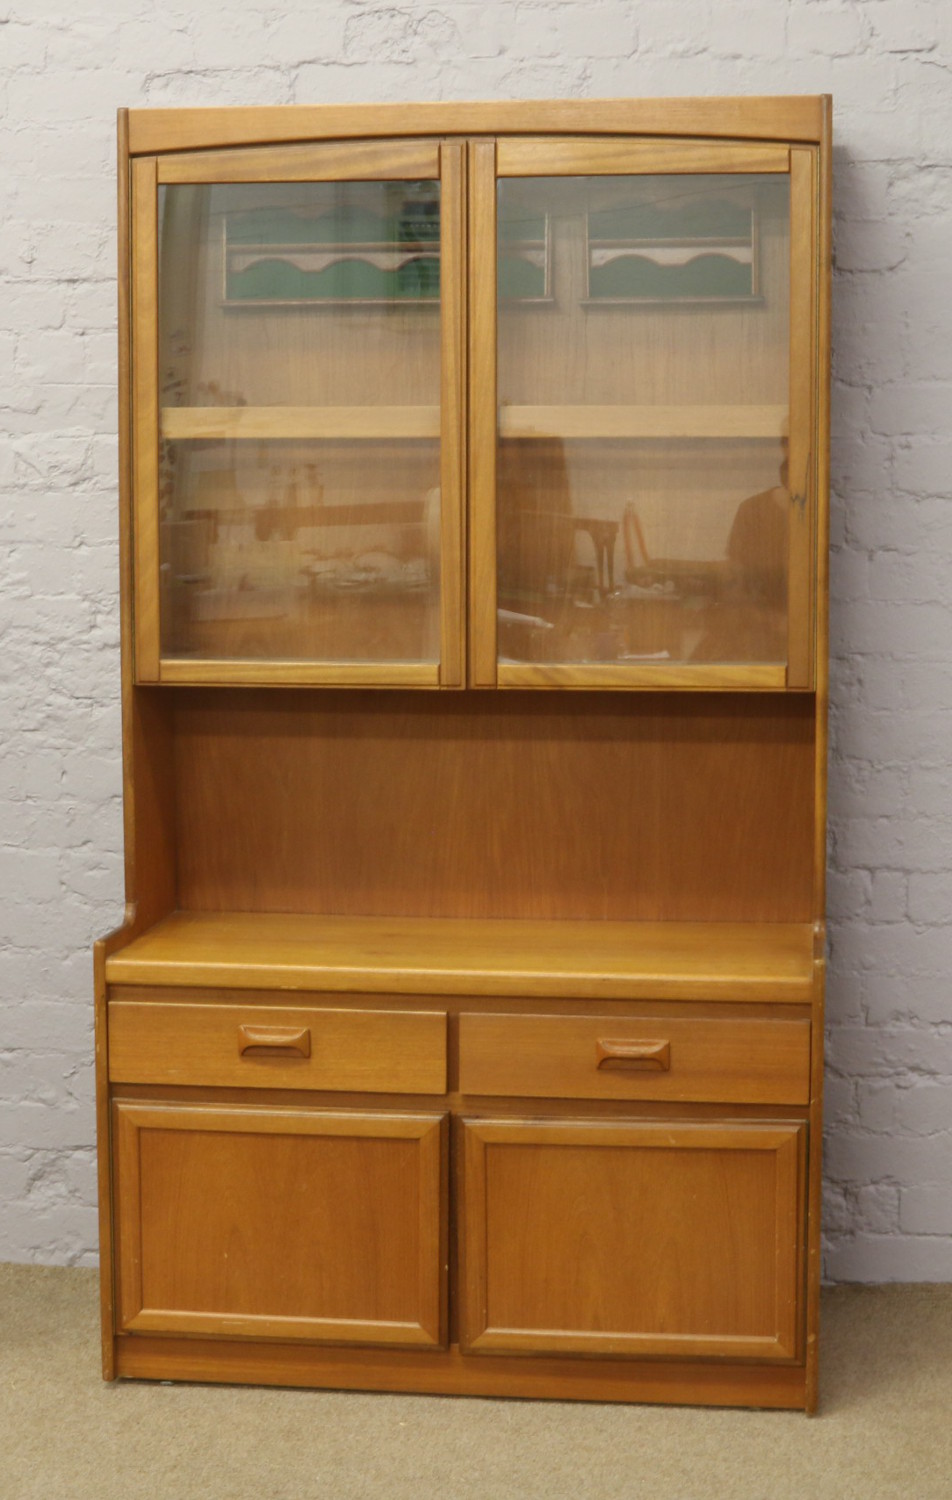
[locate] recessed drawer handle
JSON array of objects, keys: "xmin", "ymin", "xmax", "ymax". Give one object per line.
[
  {"xmin": 237, "ymin": 1024, "xmax": 311, "ymax": 1058},
  {"xmin": 595, "ymin": 1038, "xmax": 670, "ymax": 1072}
]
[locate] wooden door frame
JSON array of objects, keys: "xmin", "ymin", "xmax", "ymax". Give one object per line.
[
  {"xmin": 130, "ymin": 139, "xmax": 465, "ymax": 687},
  {"xmin": 469, "ymin": 137, "xmax": 819, "ymax": 691}
]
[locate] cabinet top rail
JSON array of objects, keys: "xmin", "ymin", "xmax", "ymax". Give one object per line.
[{"xmin": 124, "ymin": 97, "xmax": 830, "ymax": 157}]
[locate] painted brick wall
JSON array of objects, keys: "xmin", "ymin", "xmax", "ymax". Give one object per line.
[{"xmin": 1, "ymin": 0, "xmax": 950, "ymax": 1278}]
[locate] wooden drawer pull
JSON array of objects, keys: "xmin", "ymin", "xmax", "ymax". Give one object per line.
[
  {"xmin": 595, "ymin": 1038, "xmax": 670, "ymax": 1072},
  {"xmin": 238, "ymin": 1024, "xmax": 311, "ymax": 1058}
]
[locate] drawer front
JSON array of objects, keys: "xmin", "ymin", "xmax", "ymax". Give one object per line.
[
  {"xmin": 109, "ymin": 999, "xmax": 446, "ymax": 1094},
  {"xmin": 459, "ymin": 1012, "xmax": 810, "ymax": 1105}
]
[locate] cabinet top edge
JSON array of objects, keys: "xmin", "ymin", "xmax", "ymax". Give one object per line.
[
  {"xmin": 123, "ymin": 97, "xmax": 830, "ymax": 157},
  {"xmin": 104, "ymin": 911, "xmax": 818, "ymax": 1002}
]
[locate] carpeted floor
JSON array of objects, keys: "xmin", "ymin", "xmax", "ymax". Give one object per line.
[{"xmin": 1, "ymin": 1266, "xmax": 950, "ymax": 1500}]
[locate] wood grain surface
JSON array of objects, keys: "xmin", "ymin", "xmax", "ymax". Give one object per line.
[
  {"xmin": 459, "ymin": 1117, "xmax": 805, "ymax": 1360},
  {"xmin": 166, "ymin": 689, "xmax": 814, "ymax": 923},
  {"xmin": 113, "ymin": 1333, "xmax": 808, "ymax": 1408},
  {"xmin": 102, "ymin": 95, "xmax": 830, "ymax": 1410},
  {"xmin": 458, "ymin": 1011, "xmax": 811, "ymax": 1103},
  {"xmin": 496, "ymin": 139, "xmax": 790, "ymax": 176},
  {"xmin": 126, "ymin": 97, "xmax": 829, "ymax": 156},
  {"xmin": 109, "ymin": 999, "xmax": 447, "ymax": 1093},
  {"xmin": 113, "ymin": 1102, "xmax": 446, "ymax": 1346},
  {"xmin": 104, "ymin": 910, "xmax": 816, "ymax": 1000},
  {"xmin": 130, "ymin": 156, "xmax": 160, "ymax": 682},
  {"xmin": 156, "ymin": 139, "xmax": 441, "ymax": 183}
]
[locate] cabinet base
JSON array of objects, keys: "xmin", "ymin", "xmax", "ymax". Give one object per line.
[{"xmin": 113, "ymin": 1336, "xmax": 808, "ymax": 1410}]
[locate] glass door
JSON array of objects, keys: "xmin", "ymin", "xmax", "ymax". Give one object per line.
[
  {"xmin": 469, "ymin": 138, "xmax": 817, "ymax": 690},
  {"xmin": 132, "ymin": 140, "xmax": 464, "ymax": 685}
]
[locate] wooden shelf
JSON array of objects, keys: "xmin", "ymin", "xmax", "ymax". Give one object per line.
[
  {"xmin": 105, "ymin": 912, "xmax": 816, "ymax": 1001},
  {"xmin": 161, "ymin": 406, "xmax": 441, "ymax": 441},
  {"xmin": 160, "ymin": 404, "xmax": 787, "ymax": 443},
  {"xmin": 498, "ymin": 405, "xmax": 788, "ymax": 440}
]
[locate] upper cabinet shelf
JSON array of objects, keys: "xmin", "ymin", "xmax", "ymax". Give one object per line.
[
  {"xmin": 499, "ymin": 405, "xmax": 788, "ymax": 441},
  {"xmin": 161, "ymin": 406, "xmax": 443, "ymax": 441},
  {"xmin": 161, "ymin": 404, "xmax": 787, "ymax": 443},
  {"xmin": 128, "ymin": 121, "xmax": 827, "ymax": 691}
]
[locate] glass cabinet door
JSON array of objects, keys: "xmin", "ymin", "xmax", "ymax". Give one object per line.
[
  {"xmin": 470, "ymin": 139, "xmax": 817, "ymax": 690},
  {"xmin": 132, "ymin": 141, "xmax": 464, "ymax": 685}
]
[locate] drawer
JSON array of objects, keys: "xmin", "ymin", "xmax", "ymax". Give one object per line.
[
  {"xmin": 108, "ymin": 999, "xmax": 446, "ymax": 1094},
  {"xmin": 459, "ymin": 1012, "xmax": 810, "ymax": 1105}
]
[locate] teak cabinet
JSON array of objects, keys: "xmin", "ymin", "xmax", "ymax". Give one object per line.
[{"xmin": 96, "ymin": 97, "xmax": 831, "ymax": 1412}]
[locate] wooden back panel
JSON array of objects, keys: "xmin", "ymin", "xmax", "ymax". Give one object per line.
[{"xmin": 172, "ymin": 689, "xmax": 814, "ymax": 922}]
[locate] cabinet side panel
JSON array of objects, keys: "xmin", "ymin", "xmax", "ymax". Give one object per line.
[
  {"xmin": 813, "ymin": 101, "xmax": 832, "ymax": 918},
  {"xmin": 806, "ymin": 954, "xmax": 825, "ymax": 1411},
  {"xmin": 117, "ymin": 150, "xmax": 177, "ymax": 933},
  {"xmin": 807, "ymin": 99, "xmax": 832, "ymax": 1415},
  {"xmin": 102, "ymin": 124, "xmax": 178, "ymax": 1379}
]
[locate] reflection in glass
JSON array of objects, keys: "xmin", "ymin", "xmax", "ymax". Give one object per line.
[
  {"xmin": 496, "ymin": 174, "xmax": 791, "ymax": 668},
  {"xmin": 157, "ymin": 180, "xmax": 442, "ymax": 664}
]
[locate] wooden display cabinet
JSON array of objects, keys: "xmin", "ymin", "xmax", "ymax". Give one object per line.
[{"xmin": 96, "ymin": 96, "xmax": 831, "ymax": 1411}]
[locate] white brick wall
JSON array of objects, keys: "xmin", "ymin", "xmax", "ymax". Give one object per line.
[{"xmin": 1, "ymin": 0, "xmax": 950, "ymax": 1278}]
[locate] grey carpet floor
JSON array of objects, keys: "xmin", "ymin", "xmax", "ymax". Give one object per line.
[{"xmin": 1, "ymin": 1265, "xmax": 950, "ymax": 1500}]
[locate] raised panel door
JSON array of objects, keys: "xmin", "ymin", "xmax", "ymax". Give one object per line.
[
  {"xmin": 460, "ymin": 1117, "xmax": 805, "ymax": 1360},
  {"xmin": 113, "ymin": 1102, "xmax": 447, "ymax": 1347}
]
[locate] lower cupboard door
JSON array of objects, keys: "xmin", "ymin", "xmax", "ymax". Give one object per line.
[
  {"xmin": 460, "ymin": 1118, "xmax": 806, "ymax": 1361},
  {"xmin": 112, "ymin": 1102, "xmax": 446, "ymax": 1347}
]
